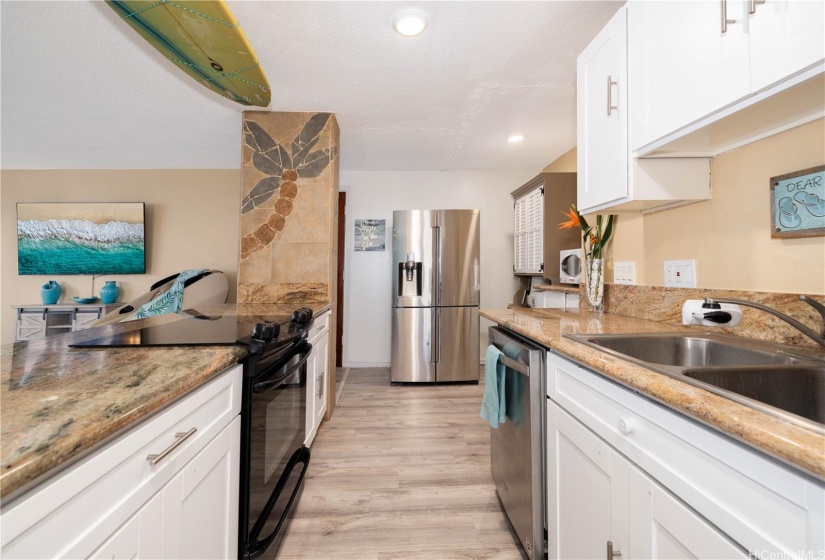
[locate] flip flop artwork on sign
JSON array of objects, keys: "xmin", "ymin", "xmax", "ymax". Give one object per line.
[{"xmin": 770, "ymin": 165, "xmax": 825, "ymax": 239}]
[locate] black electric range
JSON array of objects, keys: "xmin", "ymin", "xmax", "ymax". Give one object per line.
[{"xmin": 71, "ymin": 306, "xmax": 318, "ymax": 560}]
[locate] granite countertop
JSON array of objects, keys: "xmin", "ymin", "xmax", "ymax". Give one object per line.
[
  {"xmin": 0, "ymin": 302, "xmax": 331, "ymax": 503},
  {"xmin": 480, "ymin": 306, "xmax": 825, "ymax": 481}
]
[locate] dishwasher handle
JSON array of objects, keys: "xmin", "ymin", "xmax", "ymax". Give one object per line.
[{"xmin": 500, "ymin": 354, "xmax": 530, "ymax": 377}]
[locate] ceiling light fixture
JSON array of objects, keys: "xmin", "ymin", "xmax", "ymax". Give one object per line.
[
  {"xmin": 508, "ymin": 133, "xmax": 525, "ymax": 143},
  {"xmin": 393, "ymin": 9, "xmax": 429, "ymax": 37}
]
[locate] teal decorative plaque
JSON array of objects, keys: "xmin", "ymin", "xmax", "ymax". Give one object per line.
[{"xmin": 770, "ymin": 165, "xmax": 825, "ymax": 238}]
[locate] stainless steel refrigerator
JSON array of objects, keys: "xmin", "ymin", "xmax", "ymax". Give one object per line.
[{"xmin": 391, "ymin": 209, "xmax": 480, "ymax": 383}]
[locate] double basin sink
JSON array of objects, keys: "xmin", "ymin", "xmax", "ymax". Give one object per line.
[{"xmin": 565, "ymin": 332, "xmax": 825, "ymax": 433}]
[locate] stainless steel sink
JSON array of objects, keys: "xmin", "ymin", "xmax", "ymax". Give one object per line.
[
  {"xmin": 683, "ymin": 366, "xmax": 825, "ymax": 425},
  {"xmin": 565, "ymin": 332, "xmax": 825, "ymax": 433},
  {"xmin": 580, "ymin": 334, "xmax": 802, "ymax": 368}
]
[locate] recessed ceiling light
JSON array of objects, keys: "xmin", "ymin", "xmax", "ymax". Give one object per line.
[
  {"xmin": 393, "ymin": 9, "xmax": 429, "ymax": 37},
  {"xmin": 508, "ymin": 133, "xmax": 525, "ymax": 143}
]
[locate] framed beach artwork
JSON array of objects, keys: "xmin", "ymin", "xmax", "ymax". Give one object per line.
[
  {"xmin": 17, "ymin": 202, "xmax": 146, "ymax": 275},
  {"xmin": 770, "ymin": 165, "xmax": 825, "ymax": 238},
  {"xmin": 354, "ymin": 219, "xmax": 386, "ymax": 251}
]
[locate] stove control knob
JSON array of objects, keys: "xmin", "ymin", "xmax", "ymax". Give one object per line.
[
  {"xmin": 290, "ymin": 308, "xmax": 313, "ymax": 325},
  {"xmin": 252, "ymin": 321, "xmax": 279, "ymax": 342}
]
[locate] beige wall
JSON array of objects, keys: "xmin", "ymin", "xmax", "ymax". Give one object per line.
[
  {"xmin": 612, "ymin": 119, "xmax": 825, "ymax": 294},
  {"xmin": 1, "ymin": 169, "xmax": 241, "ymax": 344},
  {"xmin": 544, "ymin": 147, "xmax": 577, "ymax": 173}
]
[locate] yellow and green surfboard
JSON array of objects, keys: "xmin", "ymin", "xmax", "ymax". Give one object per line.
[{"xmin": 106, "ymin": 0, "xmax": 270, "ymax": 107}]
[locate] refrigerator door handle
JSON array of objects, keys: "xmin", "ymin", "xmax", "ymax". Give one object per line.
[
  {"xmin": 433, "ymin": 225, "xmax": 441, "ymax": 306},
  {"xmin": 432, "ymin": 307, "xmax": 439, "ymax": 364}
]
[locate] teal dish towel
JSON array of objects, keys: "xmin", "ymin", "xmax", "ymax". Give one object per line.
[
  {"xmin": 480, "ymin": 344, "xmax": 506, "ymax": 429},
  {"xmin": 134, "ymin": 269, "xmax": 207, "ymax": 320}
]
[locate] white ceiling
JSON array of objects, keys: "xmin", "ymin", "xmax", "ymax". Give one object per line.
[{"xmin": 0, "ymin": 1, "xmax": 621, "ymax": 171}]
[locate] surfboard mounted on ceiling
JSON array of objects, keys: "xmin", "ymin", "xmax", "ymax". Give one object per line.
[{"xmin": 106, "ymin": 0, "xmax": 270, "ymax": 107}]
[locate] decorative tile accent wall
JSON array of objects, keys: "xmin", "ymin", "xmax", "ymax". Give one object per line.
[
  {"xmin": 603, "ymin": 284, "xmax": 825, "ymax": 350},
  {"xmin": 238, "ymin": 112, "xmax": 339, "ymax": 304}
]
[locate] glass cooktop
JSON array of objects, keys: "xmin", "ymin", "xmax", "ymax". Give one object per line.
[{"xmin": 68, "ymin": 312, "xmax": 293, "ymax": 348}]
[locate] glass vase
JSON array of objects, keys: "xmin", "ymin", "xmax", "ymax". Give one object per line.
[{"xmin": 585, "ymin": 257, "xmax": 605, "ymax": 313}]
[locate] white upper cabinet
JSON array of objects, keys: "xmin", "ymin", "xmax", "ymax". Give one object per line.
[
  {"xmin": 748, "ymin": 0, "xmax": 825, "ymax": 92},
  {"xmin": 629, "ymin": 0, "xmax": 825, "ymax": 156},
  {"xmin": 629, "ymin": 0, "xmax": 750, "ymax": 151},
  {"xmin": 577, "ymin": 6, "xmax": 711, "ymax": 214},
  {"xmin": 577, "ymin": 7, "xmax": 628, "ymax": 211}
]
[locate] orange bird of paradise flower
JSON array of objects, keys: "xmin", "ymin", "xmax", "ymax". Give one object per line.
[{"xmin": 558, "ymin": 207, "xmax": 581, "ymax": 230}]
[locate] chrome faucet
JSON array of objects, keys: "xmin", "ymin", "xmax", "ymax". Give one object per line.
[{"xmin": 704, "ymin": 295, "xmax": 825, "ymax": 349}]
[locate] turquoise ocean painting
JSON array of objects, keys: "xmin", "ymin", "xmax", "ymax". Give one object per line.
[{"xmin": 17, "ymin": 203, "xmax": 145, "ymax": 275}]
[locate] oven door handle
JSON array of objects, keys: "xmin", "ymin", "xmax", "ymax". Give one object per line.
[
  {"xmin": 247, "ymin": 446, "xmax": 311, "ymax": 558},
  {"xmin": 252, "ymin": 342, "xmax": 312, "ymax": 393}
]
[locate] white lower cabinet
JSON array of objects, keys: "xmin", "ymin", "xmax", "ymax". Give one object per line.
[
  {"xmin": 547, "ymin": 401, "xmax": 629, "ymax": 560},
  {"xmin": 89, "ymin": 416, "xmax": 241, "ymax": 560},
  {"xmin": 628, "ymin": 465, "xmax": 745, "ymax": 560},
  {"xmin": 546, "ymin": 351, "xmax": 825, "ymax": 559},
  {"xmin": 305, "ymin": 310, "xmax": 331, "ymax": 447},
  {"xmin": 548, "ymin": 401, "xmax": 745, "ymax": 560},
  {"xmin": 1, "ymin": 365, "xmax": 242, "ymax": 559}
]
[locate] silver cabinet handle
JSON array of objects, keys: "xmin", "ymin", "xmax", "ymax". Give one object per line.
[
  {"xmin": 317, "ymin": 373, "xmax": 324, "ymax": 399},
  {"xmin": 607, "ymin": 541, "xmax": 622, "ymax": 559},
  {"xmin": 721, "ymin": 0, "xmax": 738, "ymax": 33},
  {"xmin": 146, "ymin": 427, "xmax": 197, "ymax": 466},
  {"xmin": 606, "ymin": 75, "xmax": 618, "ymax": 115},
  {"xmin": 748, "ymin": 0, "xmax": 766, "ymax": 14}
]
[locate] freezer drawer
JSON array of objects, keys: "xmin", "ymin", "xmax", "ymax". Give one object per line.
[
  {"xmin": 436, "ymin": 307, "xmax": 479, "ymax": 382},
  {"xmin": 391, "ymin": 307, "xmax": 434, "ymax": 383}
]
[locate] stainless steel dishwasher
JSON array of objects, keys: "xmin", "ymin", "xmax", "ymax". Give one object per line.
[{"xmin": 488, "ymin": 326, "xmax": 545, "ymax": 559}]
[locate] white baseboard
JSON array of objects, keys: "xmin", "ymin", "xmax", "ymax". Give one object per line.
[{"xmin": 343, "ymin": 361, "xmax": 392, "ymax": 368}]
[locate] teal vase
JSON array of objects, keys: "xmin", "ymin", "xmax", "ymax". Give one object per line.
[
  {"xmin": 41, "ymin": 281, "xmax": 61, "ymax": 305},
  {"xmin": 100, "ymin": 281, "xmax": 120, "ymax": 304}
]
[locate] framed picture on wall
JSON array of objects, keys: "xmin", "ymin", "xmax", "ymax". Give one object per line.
[
  {"xmin": 354, "ymin": 219, "xmax": 386, "ymax": 251},
  {"xmin": 770, "ymin": 165, "xmax": 825, "ymax": 238},
  {"xmin": 17, "ymin": 202, "xmax": 146, "ymax": 274}
]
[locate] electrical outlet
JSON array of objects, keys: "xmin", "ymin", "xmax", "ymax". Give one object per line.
[
  {"xmin": 664, "ymin": 259, "xmax": 696, "ymax": 288},
  {"xmin": 614, "ymin": 261, "xmax": 636, "ymax": 285}
]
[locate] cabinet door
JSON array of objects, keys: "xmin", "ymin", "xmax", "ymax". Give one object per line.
[
  {"xmin": 161, "ymin": 417, "xmax": 240, "ymax": 559},
  {"xmin": 89, "ymin": 491, "xmax": 163, "ymax": 560},
  {"xmin": 16, "ymin": 310, "xmax": 46, "ymax": 341},
  {"xmin": 313, "ymin": 332, "xmax": 329, "ymax": 434},
  {"xmin": 629, "ymin": 0, "xmax": 750, "ymax": 149},
  {"xmin": 74, "ymin": 309, "xmax": 102, "ymax": 330},
  {"xmin": 577, "ymin": 7, "xmax": 629, "ymax": 212},
  {"xmin": 748, "ymin": 0, "xmax": 825, "ymax": 92},
  {"xmin": 628, "ymin": 465, "xmax": 747, "ymax": 560},
  {"xmin": 305, "ymin": 345, "xmax": 318, "ymax": 446},
  {"xmin": 547, "ymin": 401, "xmax": 629, "ymax": 560}
]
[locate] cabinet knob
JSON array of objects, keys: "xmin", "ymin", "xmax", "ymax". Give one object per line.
[{"xmin": 618, "ymin": 417, "xmax": 635, "ymax": 435}]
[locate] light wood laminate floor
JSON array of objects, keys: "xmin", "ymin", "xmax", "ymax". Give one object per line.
[{"xmin": 277, "ymin": 367, "xmax": 525, "ymax": 560}]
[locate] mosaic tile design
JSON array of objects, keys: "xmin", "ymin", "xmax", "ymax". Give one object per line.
[{"xmin": 238, "ymin": 112, "xmax": 339, "ymax": 304}]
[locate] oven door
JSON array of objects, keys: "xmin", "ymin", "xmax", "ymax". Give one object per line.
[{"xmin": 241, "ymin": 341, "xmax": 312, "ymax": 559}]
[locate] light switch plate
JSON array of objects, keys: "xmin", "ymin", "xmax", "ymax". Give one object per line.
[
  {"xmin": 614, "ymin": 261, "xmax": 636, "ymax": 285},
  {"xmin": 664, "ymin": 259, "xmax": 696, "ymax": 288}
]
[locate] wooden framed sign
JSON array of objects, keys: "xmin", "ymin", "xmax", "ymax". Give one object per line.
[{"xmin": 770, "ymin": 165, "xmax": 825, "ymax": 238}]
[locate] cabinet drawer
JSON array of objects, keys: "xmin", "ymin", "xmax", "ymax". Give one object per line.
[
  {"xmin": 308, "ymin": 311, "xmax": 330, "ymax": 343},
  {"xmin": 1, "ymin": 364, "xmax": 242, "ymax": 559},
  {"xmin": 547, "ymin": 352, "xmax": 824, "ymax": 557}
]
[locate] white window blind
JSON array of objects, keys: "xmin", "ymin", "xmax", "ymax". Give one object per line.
[{"xmin": 513, "ymin": 186, "xmax": 543, "ymax": 274}]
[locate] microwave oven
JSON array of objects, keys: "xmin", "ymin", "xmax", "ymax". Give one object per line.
[{"xmin": 559, "ymin": 249, "xmax": 582, "ymax": 284}]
